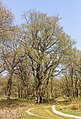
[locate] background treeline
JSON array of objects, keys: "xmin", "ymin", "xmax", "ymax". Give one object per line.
[{"xmin": 0, "ymin": 2, "xmax": 81, "ymax": 103}]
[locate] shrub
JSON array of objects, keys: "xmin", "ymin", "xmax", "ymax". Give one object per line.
[{"xmin": 68, "ymin": 104, "xmax": 79, "ymax": 110}]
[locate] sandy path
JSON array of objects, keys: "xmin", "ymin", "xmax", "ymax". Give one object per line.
[{"xmin": 52, "ymin": 105, "xmax": 81, "ymax": 119}]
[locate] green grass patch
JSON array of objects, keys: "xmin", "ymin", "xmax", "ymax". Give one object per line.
[{"xmin": 22, "ymin": 104, "xmax": 72, "ymax": 119}]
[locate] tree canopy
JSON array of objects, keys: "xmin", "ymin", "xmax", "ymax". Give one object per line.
[{"xmin": 0, "ymin": 3, "xmax": 81, "ymax": 103}]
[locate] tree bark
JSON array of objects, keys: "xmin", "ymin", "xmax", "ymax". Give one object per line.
[{"xmin": 7, "ymin": 72, "xmax": 13, "ymax": 100}]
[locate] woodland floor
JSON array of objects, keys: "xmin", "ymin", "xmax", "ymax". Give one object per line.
[{"xmin": 0, "ymin": 97, "xmax": 81, "ymax": 119}]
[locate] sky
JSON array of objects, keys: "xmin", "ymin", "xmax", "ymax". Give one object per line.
[{"xmin": 1, "ymin": 0, "xmax": 81, "ymax": 50}]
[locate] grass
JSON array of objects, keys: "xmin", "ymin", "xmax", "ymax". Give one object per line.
[
  {"xmin": 0, "ymin": 98, "xmax": 71, "ymax": 119},
  {"xmin": 56, "ymin": 98, "xmax": 81, "ymax": 117},
  {"xmin": 22, "ymin": 104, "xmax": 72, "ymax": 119},
  {"xmin": 0, "ymin": 98, "xmax": 33, "ymax": 119}
]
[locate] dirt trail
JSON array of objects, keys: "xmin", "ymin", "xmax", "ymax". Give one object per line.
[{"xmin": 52, "ymin": 105, "xmax": 81, "ymax": 119}]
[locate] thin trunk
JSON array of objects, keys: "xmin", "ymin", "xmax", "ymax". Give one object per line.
[
  {"xmin": 70, "ymin": 67, "xmax": 74, "ymax": 97},
  {"xmin": 7, "ymin": 73, "xmax": 13, "ymax": 100},
  {"xmin": 50, "ymin": 78, "xmax": 53, "ymax": 99}
]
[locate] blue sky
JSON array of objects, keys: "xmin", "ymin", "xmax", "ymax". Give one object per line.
[{"xmin": 1, "ymin": 0, "xmax": 81, "ymax": 50}]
